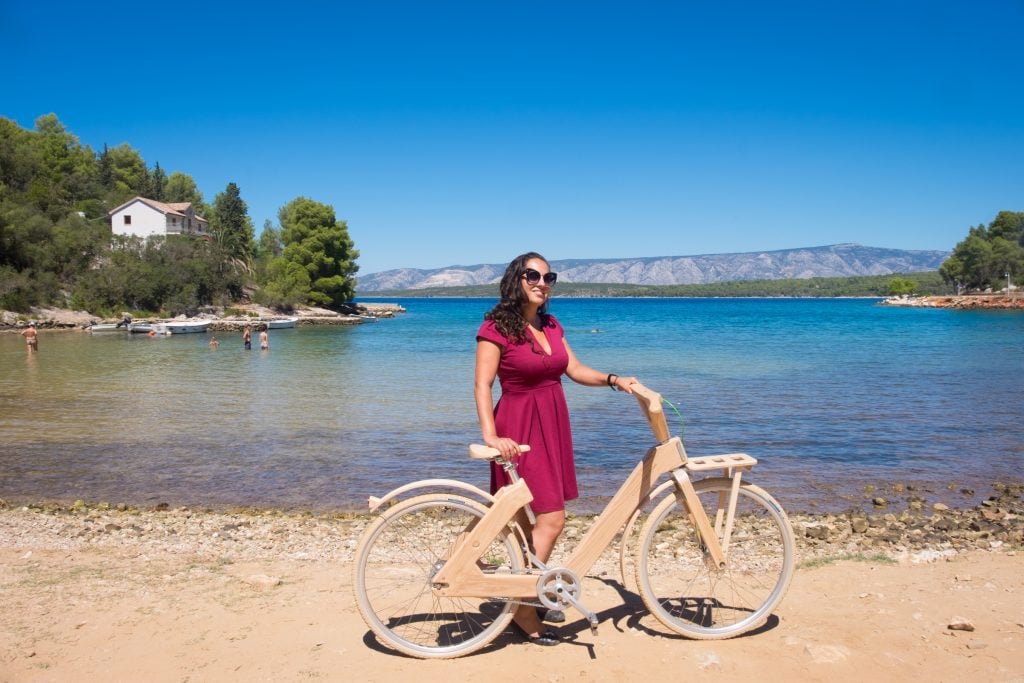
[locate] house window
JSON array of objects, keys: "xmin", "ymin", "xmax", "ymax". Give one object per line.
[{"xmin": 124, "ymin": 215, "xmax": 132, "ymax": 225}]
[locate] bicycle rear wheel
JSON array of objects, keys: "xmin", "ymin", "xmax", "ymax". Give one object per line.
[
  {"xmin": 636, "ymin": 478, "xmax": 795, "ymax": 639},
  {"xmin": 353, "ymin": 494, "xmax": 524, "ymax": 658}
]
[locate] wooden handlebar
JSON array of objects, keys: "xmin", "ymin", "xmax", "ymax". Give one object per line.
[
  {"xmin": 627, "ymin": 381, "xmax": 671, "ymax": 443},
  {"xmin": 468, "ymin": 443, "xmax": 532, "ymax": 460},
  {"xmin": 628, "ymin": 382, "xmax": 662, "ymax": 412}
]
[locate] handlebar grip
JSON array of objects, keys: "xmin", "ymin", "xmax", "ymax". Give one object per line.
[
  {"xmin": 629, "ymin": 382, "xmax": 663, "ymax": 413},
  {"xmin": 628, "ymin": 381, "xmax": 671, "ymax": 443},
  {"xmin": 468, "ymin": 443, "xmax": 531, "ymax": 460}
]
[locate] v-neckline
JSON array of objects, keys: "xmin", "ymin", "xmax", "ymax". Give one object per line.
[{"xmin": 528, "ymin": 324, "xmax": 552, "ymax": 356}]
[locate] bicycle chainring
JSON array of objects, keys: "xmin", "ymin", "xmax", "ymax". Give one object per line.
[{"xmin": 536, "ymin": 568, "xmax": 583, "ymax": 610}]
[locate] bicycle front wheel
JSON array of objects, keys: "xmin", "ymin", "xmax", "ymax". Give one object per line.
[
  {"xmin": 353, "ymin": 494, "xmax": 524, "ymax": 658},
  {"xmin": 636, "ymin": 478, "xmax": 795, "ymax": 639}
]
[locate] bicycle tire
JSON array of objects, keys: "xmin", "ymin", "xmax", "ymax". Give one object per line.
[
  {"xmin": 353, "ymin": 494, "xmax": 524, "ymax": 658},
  {"xmin": 636, "ymin": 478, "xmax": 795, "ymax": 639}
]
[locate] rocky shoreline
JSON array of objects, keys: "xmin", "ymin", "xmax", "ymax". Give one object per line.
[
  {"xmin": 2, "ymin": 481, "xmax": 1019, "ymax": 567},
  {"xmin": 0, "ymin": 302, "xmax": 406, "ymax": 331},
  {"xmin": 881, "ymin": 293, "xmax": 1024, "ymax": 309}
]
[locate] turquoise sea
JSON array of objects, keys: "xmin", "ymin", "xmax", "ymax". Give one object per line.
[{"xmin": 1, "ymin": 298, "xmax": 1021, "ymax": 514}]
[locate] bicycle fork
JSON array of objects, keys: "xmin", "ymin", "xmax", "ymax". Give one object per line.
[{"xmin": 671, "ymin": 468, "xmax": 728, "ymax": 570}]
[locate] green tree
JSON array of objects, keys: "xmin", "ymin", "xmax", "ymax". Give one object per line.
[
  {"xmin": 106, "ymin": 143, "xmax": 149, "ymax": 204},
  {"xmin": 987, "ymin": 211, "xmax": 1024, "ymax": 247},
  {"xmin": 0, "ymin": 117, "xmax": 43, "ymax": 196},
  {"xmin": 991, "ymin": 237, "xmax": 1024, "ymax": 290},
  {"xmin": 940, "ymin": 213, "xmax": 1024, "ymax": 291},
  {"xmin": 73, "ymin": 235, "xmax": 245, "ymax": 316},
  {"xmin": 256, "ymin": 219, "xmax": 283, "ymax": 258},
  {"xmin": 257, "ymin": 257, "xmax": 312, "ymax": 309},
  {"xmin": 887, "ymin": 276, "xmax": 917, "ymax": 296},
  {"xmin": 938, "ymin": 255, "xmax": 966, "ymax": 293},
  {"xmin": 270, "ymin": 197, "xmax": 359, "ymax": 308},
  {"xmin": 163, "ymin": 171, "xmax": 209, "ymax": 216},
  {"xmin": 28, "ymin": 114, "xmax": 98, "ymax": 220},
  {"xmin": 150, "ymin": 161, "xmax": 166, "ymax": 200},
  {"xmin": 210, "ymin": 182, "xmax": 254, "ymax": 270},
  {"xmin": 253, "ymin": 219, "xmax": 283, "ymax": 285},
  {"xmin": 97, "ymin": 143, "xmax": 113, "ymax": 189}
]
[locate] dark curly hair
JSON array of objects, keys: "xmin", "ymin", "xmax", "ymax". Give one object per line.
[{"xmin": 484, "ymin": 251, "xmax": 550, "ymax": 344}]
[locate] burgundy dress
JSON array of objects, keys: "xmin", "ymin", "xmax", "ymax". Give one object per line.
[{"xmin": 476, "ymin": 314, "xmax": 577, "ymax": 513}]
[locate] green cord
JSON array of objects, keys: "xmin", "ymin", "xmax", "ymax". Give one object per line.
[{"xmin": 661, "ymin": 397, "xmax": 685, "ymax": 439}]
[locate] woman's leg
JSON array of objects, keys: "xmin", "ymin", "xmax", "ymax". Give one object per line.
[
  {"xmin": 530, "ymin": 510, "xmax": 565, "ymax": 563},
  {"xmin": 513, "ymin": 510, "xmax": 566, "ymax": 636}
]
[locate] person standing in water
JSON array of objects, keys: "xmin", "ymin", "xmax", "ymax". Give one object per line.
[{"xmin": 21, "ymin": 322, "xmax": 38, "ymax": 353}]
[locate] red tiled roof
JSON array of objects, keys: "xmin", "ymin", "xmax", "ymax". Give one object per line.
[{"xmin": 109, "ymin": 196, "xmax": 208, "ymax": 223}]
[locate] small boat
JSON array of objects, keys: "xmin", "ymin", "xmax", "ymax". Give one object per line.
[
  {"xmin": 161, "ymin": 320, "xmax": 210, "ymax": 334},
  {"xmin": 88, "ymin": 323, "xmax": 127, "ymax": 333},
  {"xmin": 264, "ymin": 317, "xmax": 298, "ymax": 329},
  {"xmin": 128, "ymin": 323, "xmax": 156, "ymax": 334}
]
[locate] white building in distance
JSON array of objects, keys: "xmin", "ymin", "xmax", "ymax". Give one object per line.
[{"xmin": 108, "ymin": 197, "xmax": 210, "ymax": 239}]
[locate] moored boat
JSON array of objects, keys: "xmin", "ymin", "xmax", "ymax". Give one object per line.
[
  {"xmin": 264, "ymin": 317, "xmax": 298, "ymax": 329},
  {"xmin": 88, "ymin": 323, "xmax": 126, "ymax": 333},
  {"xmin": 161, "ymin": 320, "xmax": 210, "ymax": 334}
]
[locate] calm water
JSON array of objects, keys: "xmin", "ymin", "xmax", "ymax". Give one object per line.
[{"xmin": 1, "ymin": 298, "xmax": 1021, "ymax": 513}]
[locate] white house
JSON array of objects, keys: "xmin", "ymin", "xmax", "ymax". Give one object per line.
[{"xmin": 108, "ymin": 197, "xmax": 210, "ymax": 239}]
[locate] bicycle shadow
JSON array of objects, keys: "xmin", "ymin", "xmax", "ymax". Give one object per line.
[
  {"xmin": 547, "ymin": 577, "xmax": 780, "ymax": 659},
  {"xmin": 359, "ymin": 577, "xmax": 779, "ymax": 659}
]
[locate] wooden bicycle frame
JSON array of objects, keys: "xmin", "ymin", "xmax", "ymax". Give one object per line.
[{"xmin": 432, "ymin": 384, "xmax": 727, "ymax": 599}]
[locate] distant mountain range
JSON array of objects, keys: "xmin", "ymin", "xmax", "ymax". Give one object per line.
[{"xmin": 356, "ymin": 244, "xmax": 949, "ymax": 292}]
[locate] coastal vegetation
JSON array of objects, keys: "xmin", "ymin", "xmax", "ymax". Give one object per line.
[
  {"xmin": 939, "ymin": 211, "xmax": 1024, "ymax": 292},
  {"xmin": 2, "ymin": 114, "xmax": 1018, "ymax": 313},
  {"xmin": 0, "ymin": 114, "xmax": 358, "ymax": 316}
]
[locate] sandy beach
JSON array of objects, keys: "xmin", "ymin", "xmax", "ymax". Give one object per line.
[{"xmin": 1, "ymin": 496, "xmax": 1022, "ymax": 682}]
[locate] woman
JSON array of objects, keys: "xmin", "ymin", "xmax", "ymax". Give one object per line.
[{"xmin": 474, "ymin": 251, "xmax": 636, "ymax": 646}]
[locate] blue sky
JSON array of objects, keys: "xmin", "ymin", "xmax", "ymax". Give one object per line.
[{"xmin": 3, "ymin": 1, "xmax": 1022, "ymax": 274}]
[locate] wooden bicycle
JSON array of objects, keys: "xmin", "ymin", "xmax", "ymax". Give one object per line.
[{"xmin": 353, "ymin": 382, "xmax": 795, "ymax": 658}]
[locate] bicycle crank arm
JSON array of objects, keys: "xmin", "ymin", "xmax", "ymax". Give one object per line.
[{"xmin": 561, "ymin": 593, "xmax": 599, "ymax": 635}]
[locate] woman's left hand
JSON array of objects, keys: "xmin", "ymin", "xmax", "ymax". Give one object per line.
[{"xmin": 612, "ymin": 375, "xmax": 639, "ymax": 393}]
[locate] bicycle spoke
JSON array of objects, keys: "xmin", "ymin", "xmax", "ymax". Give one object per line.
[
  {"xmin": 354, "ymin": 495, "xmax": 522, "ymax": 658},
  {"xmin": 637, "ymin": 480, "xmax": 794, "ymax": 639}
]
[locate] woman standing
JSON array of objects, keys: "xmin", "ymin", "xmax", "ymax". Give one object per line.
[{"xmin": 474, "ymin": 251, "xmax": 636, "ymax": 646}]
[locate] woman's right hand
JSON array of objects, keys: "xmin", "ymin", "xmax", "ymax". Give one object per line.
[{"xmin": 484, "ymin": 435, "xmax": 524, "ymax": 460}]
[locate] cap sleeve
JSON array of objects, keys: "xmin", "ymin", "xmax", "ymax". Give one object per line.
[{"xmin": 476, "ymin": 320, "xmax": 508, "ymax": 349}]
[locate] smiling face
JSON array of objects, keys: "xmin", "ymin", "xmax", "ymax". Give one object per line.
[{"xmin": 520, "ymin": 257, "xmax": 553, "ymax": 311}]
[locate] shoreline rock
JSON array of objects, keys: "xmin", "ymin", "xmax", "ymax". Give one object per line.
[
  {"xmin": 0, "ymin": 302, "xmax": 406, "ymax": 332},
  {"xmin": 880, "ymin": 294, "xmax": 1024, "ymax": 309},
  {"xmin": 2, "ymin": 482, "xmax": 1019, "ymax": 566}
]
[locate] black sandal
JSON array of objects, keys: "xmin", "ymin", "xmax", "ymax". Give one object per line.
[{"xmin": 525, "ymin": 628, "xmax": 561, "ymax": 647}]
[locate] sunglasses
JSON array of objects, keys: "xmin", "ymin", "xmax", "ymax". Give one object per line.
[{"xmin": 522, "ymin": 268, "xmax": 558, "ymax": 286}]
